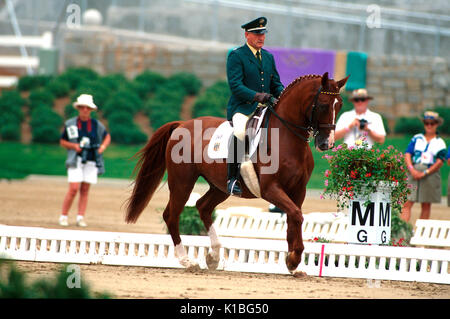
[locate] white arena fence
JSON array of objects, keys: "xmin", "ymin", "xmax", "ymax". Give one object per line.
[
  {"xmin": 213, "ymin": 207, "xmax": 348, "ymax": 242},
  {"xmin": 213, "ymin": 207, "xmax": 450, "ymax": 248},
  {"xmin": 0, "ymin": 225, "xmax": 449, "ymax": 284}
]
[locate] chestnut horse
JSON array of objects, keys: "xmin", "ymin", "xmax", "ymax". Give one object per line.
[{"xmin": 125, "ymin": 72, "xmax": 348, "ymax": 274}]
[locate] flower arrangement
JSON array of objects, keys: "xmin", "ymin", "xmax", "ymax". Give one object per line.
[{"xmin": 321, "ymin": 139, "xmax": 411, "ymax": 215}]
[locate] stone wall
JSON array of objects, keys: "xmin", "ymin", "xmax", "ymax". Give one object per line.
[
  {"xmin": 61, "ymin": 27, "xmax": 449, "ymax": 125},
  {"xmin": 366, "ymin": 55, "xmax": 449, "ymax": 123},
  {"xmin": 62, "ymin": 27, "xmax": 230, "ymax": 87}
]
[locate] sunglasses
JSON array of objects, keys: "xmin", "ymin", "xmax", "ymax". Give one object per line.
[
  {"xmin": 353, "ymin": 98, "xmax": 367, "ymax": 103},
  {"xmin": 424, "ymin": 121, "xmax": 437, "ymax": 126}
]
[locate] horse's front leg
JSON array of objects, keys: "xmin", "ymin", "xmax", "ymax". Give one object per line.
[{"xmin": 262, "ymin": 185, "xmax": 305, "ymax": 275}]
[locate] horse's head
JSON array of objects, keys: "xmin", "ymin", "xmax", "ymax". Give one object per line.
[{"xmin": 308, "ymin": 72, "xmax": 348, "ymax": 152}]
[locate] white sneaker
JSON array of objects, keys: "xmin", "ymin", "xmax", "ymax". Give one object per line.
[
  {"xmin": 59, "ymin": 216, "xmax": 69, "ymax": 227},
  {"xmin": 76, "ymin": 216, "xmax": 87, "ymax": 227}
]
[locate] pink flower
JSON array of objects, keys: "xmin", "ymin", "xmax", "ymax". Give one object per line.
[
  {"xmin": 324, "ymin": 169, "xmax": 330, "ymax": 177},
  {"xmin": 324, "ymin": 179, "xmax": 329, "ymax": 186}
]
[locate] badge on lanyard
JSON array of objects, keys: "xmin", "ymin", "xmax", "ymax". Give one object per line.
[
  {"xmin": 67, "ymin": 125, "xmax": 79, "ymax": 139},
  {"xmin": 420, "ymin": 152, "xmax": 432, "ymax": 165}
]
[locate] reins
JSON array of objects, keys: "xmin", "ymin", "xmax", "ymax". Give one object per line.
[{"xmin": 265, "ymin": 85, "xmax": 340, "ymax": 142}]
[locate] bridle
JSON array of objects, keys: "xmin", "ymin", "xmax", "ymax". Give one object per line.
[{"xmin": 266, "ymin": 85, "xmax": 340, "ymax": 142}]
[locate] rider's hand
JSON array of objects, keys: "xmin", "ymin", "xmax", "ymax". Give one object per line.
[{"xmin": 253, "ymin": 92, "xmax": 272, "ymax": 104}]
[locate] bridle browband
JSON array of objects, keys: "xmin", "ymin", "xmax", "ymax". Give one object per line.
[{"xmin": 266, "ymin": 85, "xmax": 340, "ymax": 142}]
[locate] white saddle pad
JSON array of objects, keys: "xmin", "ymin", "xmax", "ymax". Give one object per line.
[{"xmin": 207, "ymin": 108, "xmax": 268, "ymax": 160}]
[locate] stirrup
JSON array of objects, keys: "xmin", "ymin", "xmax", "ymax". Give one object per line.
[{"xmin": 227, "ymin": 179, "xmax": 242, "ymax": 196}]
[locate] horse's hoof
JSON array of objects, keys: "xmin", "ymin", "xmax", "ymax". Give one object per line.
[
  {"xmin": 285, "ymin": 251, "xmax": 301, "ymax": 272},
  {"xmin": 292, "ymin": 270, "xmax": 307, "ymax": 278},
  {"xmin": 185, "ymin": 262, "xmax": 201, "ymax": 273},
  {"xmin": 206, "ymin": 252, "xmax": 220, "ymax": 270},
  {"xmin": 179, "ymin": 256, "xmax": 200, "ymax": 272}
]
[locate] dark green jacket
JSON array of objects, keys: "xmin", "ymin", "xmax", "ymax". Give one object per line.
[{"xmin": 226, "ymin": 44, "xmax": 284, "ymax": 120}]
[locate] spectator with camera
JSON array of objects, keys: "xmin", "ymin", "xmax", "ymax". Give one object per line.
[
  {"xmin": 59, "ymin": 94, "xmax": 110, "ymax": 227},
  {"xmin": 335, "ymin": 88, "xmax": 386, "ymax": 147}
]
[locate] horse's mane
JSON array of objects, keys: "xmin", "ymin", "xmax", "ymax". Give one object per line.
[{"xmin": 274, "ymin": 74, "xmax": 322, "ymax": 106}]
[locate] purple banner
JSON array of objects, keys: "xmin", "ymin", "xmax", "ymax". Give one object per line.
[{"xmin": 266, "ymin": 47, "xmax": 336, "ymax": 87}]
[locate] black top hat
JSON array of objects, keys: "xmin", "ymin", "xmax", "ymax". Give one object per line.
[{"xmin": 241, "ymin": 17, "xmax": 267, "ymax": 34}]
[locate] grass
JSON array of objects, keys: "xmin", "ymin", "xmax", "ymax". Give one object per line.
[{"xmin": 1, "ymin": 135, "xmax": 449, "ymax": 196}]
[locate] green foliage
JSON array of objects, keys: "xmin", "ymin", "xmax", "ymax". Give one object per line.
[
  {"xmin": 433, "ymin": 106, "xmax": 450, "ymax": 135},
  {"xmin": 103, "ymin": 89, "xmax": 143, "ymax": 118},
  {"xmin": 169, "ymin": 72, "xmax": 202, "ymax": 95},
  {"xmin": 145, "ymin": 82, "xmax": 185, "ymax": 129},
  {"xmin": 178, "ymin": 206, "xmax": 216, "ymax": 235},
  {"xmin": 28, "ymin": 88, "xmax": 55, "ymax": 109},
  {"xmin": 192, "ymin": 80, "xmax": 229, "ymax": 118},
  {"xmin": 394, "ymin": 117, "xmax": 424, "ymax": 135},
  {"xmin": 391, "ymin": 208, "xmax": 413, "ymax": 242},
  {"xmin": 46, "ymin": 78, "xmax": 70, "ymax": 98},
  {"xmin": 58, "ymin": 67, "xmax": 99, "ymax": 90},
  {"xmin": 381, "ymin": 114, "xmax": 391, "ymax": 135},
  {"xmin": 0, "ymin": 91, "xmax": 25, "ymax": 136},
  {"xmin": 17, "ymin": 74, "xmax": 52, "ymax": 91},
  {"xmin": 109, "ymin": 123, "xmax": 147, "ymax": 145},
  {"xmin": 30, "ymin": 106, "xmax": 63, "ymax": 143},
  {"xmin": 134, "ymin": 70, "xmax": 167, "ymax": 95},
  {"xmin": 0, "ymin": 124, "xmax": 21, "ymax": 141},
  {"xmin": 64, "ymin": 103, "xmax": 77, "ymax": 119},
  {"xmin": 0, "ymin": 259, "xmax": 111, "ymax": 298},
  {"xmin": 100, "ymin": 73, "xmax": 128, "ymax": 91},
  {"xmin": 322, "ymin": 141, "xmax": 411, "ymax": 213}
]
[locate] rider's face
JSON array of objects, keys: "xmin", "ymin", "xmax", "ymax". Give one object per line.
[{"xmin": 245, "ymin": 32, "xmax": 265, "ymax": 50}]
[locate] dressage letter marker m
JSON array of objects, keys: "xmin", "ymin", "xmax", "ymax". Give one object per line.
[{"xmin": 348, "ymin": 187, "xmax": 391, "ymax": 245}]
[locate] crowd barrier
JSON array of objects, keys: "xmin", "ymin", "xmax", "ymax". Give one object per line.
[{"xmin": 0, "ymin": 224, "xmax": 448, "ymax": 284}]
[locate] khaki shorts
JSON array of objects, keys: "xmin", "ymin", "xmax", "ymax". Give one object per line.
[
  {"xmin": 67, "ymin": 156, "xmax": 98, "ymax": 184},
  {"xmin": 407, "ymin": 163, "xmax": 441, "ymax": 203}
]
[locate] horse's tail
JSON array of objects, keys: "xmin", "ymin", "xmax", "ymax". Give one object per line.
[{"xmin": 125, "ymin": 121, "xmax": 182, "ymax": 223}]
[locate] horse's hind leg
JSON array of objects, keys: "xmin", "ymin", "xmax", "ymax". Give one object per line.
[
  {"xmin": 163, "ymin": 174, "xmax": 200, "ymax": 271},
  {"xmin": 195, "ymin": 185, "xmax": 229, "ymax": 270}
]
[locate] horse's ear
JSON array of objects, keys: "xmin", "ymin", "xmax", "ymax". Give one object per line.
[
  {"xmin": 337, "ymin": 75, "xmax": 350, "ymax": 89},
  {"xmin": 321, "ymin": 72, "xmax": 329, "ymax": 89}
]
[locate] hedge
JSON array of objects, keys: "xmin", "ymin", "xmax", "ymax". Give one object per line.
[
  {"xmin": 102, "ymin": 89, "xmax": 143, "ymax": 118},
  {"xmin": 57, "ymin": 67, "xmax": 99, "ymax": 90},
  {"xmin": 17, "ymin": 74, "xmax": 52, "ymax": 91},
  {"xmin": 28, "ymin": 88, "xmax": 55, "ymax": 110},
  {"xmin": 134, "ymin": 70, "xmax": 167, "ymax": 96},
  {"xmin": 433, "ymin": 106, "xmax": 450, "ymax": 135},
  {"xmin": 30, "ymin": 105, "xmax": 63, "ymax": 143},
  {"xmin": 0, "ymin": 90, "xmax": 26, "ymax": 141},
  {"xmin": 169, "ymin": 72, "xmax": 202, "ymax": 95},
  {"xmin": 145, "ymin": 82, "xmax": 186, "ymax": 129},
  {"xmin": 394, "ymin": 117, "xmax": 424, "ymax": 135},
  {"xmin": 192, "ymin": 80, "xmax": 229, "ymax": 118}
]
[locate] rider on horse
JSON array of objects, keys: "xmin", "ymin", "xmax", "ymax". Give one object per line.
[{"xmin": 226, "ymin": 17, "xmax": 284, "ymax": 196}]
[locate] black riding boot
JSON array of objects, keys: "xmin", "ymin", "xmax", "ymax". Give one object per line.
[{"xmin": 227, "ymin": 135, "xmax": 243, "ymax": 196}]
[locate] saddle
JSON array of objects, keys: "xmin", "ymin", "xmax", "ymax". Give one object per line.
[
  {"xmin": 207, "ymin": 107, "xmax": 268, "ymax": 161},
  {"xmin": 207, "ymin": 107, "xmax": 269, "ymax": 198}
]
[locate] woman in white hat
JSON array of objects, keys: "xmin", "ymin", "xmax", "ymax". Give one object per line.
[
  {"xmin": 58, "ymin": 94, "xmax": 111, "ymax": 227},
  {"xmin": 401, "ymin": 111, "xmax": 447, "ymax": 222}
]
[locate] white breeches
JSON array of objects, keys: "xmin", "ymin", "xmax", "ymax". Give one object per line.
[{"xmin": 231, "ymin": 112, "xmax": 249, "ymax": 142}]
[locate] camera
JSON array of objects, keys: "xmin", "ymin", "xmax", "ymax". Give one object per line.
[
  {"xmin": 359, "ymin": 118, "xmax": 368, "ymax": 130},
  {"xmin": 79, "ymin": 137, "xmax": 101, "ymax": 167}
]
